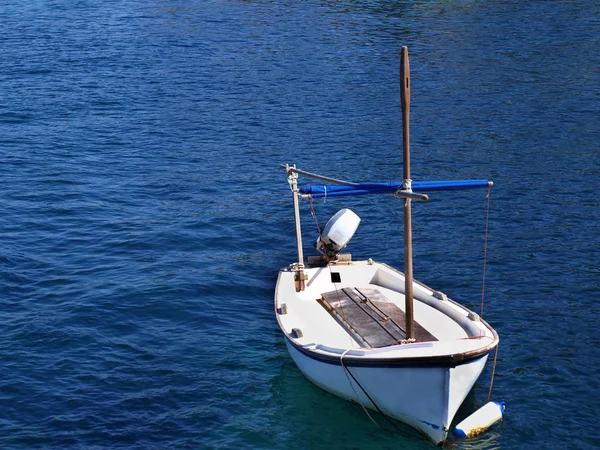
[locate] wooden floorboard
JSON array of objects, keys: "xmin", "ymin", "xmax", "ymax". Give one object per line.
[{"xmin": 319, "ymin": 287, "xmax": 438, "ymax": 348}]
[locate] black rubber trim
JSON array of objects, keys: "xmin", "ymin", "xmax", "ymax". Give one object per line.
[{"xmin": 285, "ymin": 335, "xmax": 493, "ymax": 369}]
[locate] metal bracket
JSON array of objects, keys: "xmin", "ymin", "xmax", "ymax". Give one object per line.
[{"xmin": 394, "ymin": 189, "xmax": 429, "ymax": 202}]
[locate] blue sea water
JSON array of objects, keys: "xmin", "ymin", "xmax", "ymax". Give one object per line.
[{"xmin": 1, "ymin": 1, "xmax": 599, "ymax": 448}]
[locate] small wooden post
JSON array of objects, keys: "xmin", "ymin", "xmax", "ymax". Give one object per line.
[
  {"xmin": 287, "ymin": 164, "xmax": 306, "ymax": 292},
  {"xmin": 400, "ymin": 46, "xmax": 414, "ymax": 340}
]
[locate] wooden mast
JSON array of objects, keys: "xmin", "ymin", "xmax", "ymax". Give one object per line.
[{"xmin": 400, "ymin": 46, "xmax": 415, "ymax": 340}]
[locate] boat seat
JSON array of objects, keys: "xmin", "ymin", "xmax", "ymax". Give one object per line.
[{"xmin": 319, "ymin": 287, "xmax": 437, "ymax": 348}]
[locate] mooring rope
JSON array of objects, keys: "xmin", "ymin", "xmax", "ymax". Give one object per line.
[
  {"xmin": 340, "ymin": 349, "xmax": 382, "ymax": 430},
  {"xmin": 486, "ymin": 343, "xmax": 499, "ymax": 403},
  {"xmin": 340, "ymin": 350, "xmax": 400, "ymax": 433}
]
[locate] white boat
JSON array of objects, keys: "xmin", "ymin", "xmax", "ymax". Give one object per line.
[{"xmin": 274, "ymin": 47, "xmax": 499, "ymax": 445}]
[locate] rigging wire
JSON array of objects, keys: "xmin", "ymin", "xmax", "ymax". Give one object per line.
[
  {"xmin": 479, "ymin": 184, "xmax": 499, "ymax": 402},
  {"xmin": 480, "ymin": 184, "xmax": 492, "ymax": 318},
  {"xmin": 308, "ymin": 196, "xmax": 349, "ymax": 326},
  {"xmin": 308, "ymin": 179, "xmax": 500, "ymax": 425}
]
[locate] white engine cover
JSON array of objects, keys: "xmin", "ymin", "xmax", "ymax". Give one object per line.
[{"xmin": 316, "ymin": 208, "xmax": 361, "ymax": 254}]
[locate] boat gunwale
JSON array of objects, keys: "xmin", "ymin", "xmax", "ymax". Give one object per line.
[
  {"xmin": 282, "ymin": 334, "xmax": 493, "ymax": 368},
  {"xmin": 377, "ymin": 261, "xmax": 500, "ymax": 344},
  {"xmin": 274, "ymin": 260, "xmax": 499, "ymax": 369}
]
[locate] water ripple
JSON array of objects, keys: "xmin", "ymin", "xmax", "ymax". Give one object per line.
[{"xmin": 1, "ymin": 1, "xmax": 598, "ymax": 449}]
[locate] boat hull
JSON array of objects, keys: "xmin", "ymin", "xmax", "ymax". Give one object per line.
[
  {"xmin": 274, "ymin": 261, "xmax": 498, "ymax": 444},
  {"xmin": 285, "ymin": 337, "xmax": 489, "ymax": 445}
]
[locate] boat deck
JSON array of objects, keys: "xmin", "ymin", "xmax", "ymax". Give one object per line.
[
  {"xmin": 319, "ymin": 287, "xmax": 438, "ymax": 348},
  {"xmin": 276, "ymin": 262, "xmax": 480, "ymax": 350}
]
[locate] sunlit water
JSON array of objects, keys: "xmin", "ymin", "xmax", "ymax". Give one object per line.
[{"xmin": 1, "ymin": 1, "xmax": 598, "ymax": 448}]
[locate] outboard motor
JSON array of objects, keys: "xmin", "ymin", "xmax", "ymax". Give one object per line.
[{"xmin": 315, "ymin": 208, "xmax": 361, "ymax": 260}]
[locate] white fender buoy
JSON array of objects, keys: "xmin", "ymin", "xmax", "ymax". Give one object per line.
[{"xmin": 453, "ymin": 401, "xmax": 505, "ymax": 438}]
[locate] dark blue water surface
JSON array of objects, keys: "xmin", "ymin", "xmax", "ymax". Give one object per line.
[{"xmin": 1, "ymin": 1, "xmax": 599, "ymax": 449}]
